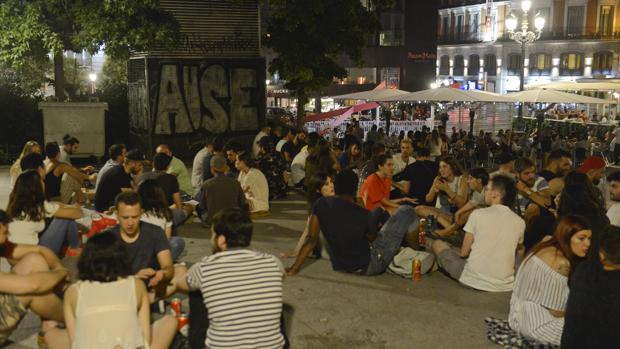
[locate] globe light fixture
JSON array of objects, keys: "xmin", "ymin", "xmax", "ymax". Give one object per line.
[{"xmin": 88, "ymin": 73, "xmax": 97, "ymax": 82}]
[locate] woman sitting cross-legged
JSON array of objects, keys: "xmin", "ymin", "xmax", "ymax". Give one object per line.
[
  {"xmin": 7, "ymin": 169, "xmax": 83, "ymax": 257},
  {"xmin": 137, "ymin": 179, "xmax": 186, "ymax": 261},
  {"xmin": 508, "ymin": 215, "xmax": 592, "ymax": 346},
  {"xmin": 61, "ymin": 231, "xmax": 177, "ymax": 349},
  {"xmin": 235, "ymin": 151, "xmax": 270, "ymax": 216}
]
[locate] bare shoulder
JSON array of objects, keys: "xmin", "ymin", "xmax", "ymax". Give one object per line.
[{"xmin": 535, "ymin": 246, "xmax": 570, "ymax": 276}]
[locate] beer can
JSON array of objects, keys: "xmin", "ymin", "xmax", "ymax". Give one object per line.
[
  {"xmin": 413, "ymin": 259, "xmax": 422, "ymax": 282},
  {"xmin": 177, "ymin": 312, "xmax": 189, "ymax": 337},
  {"xmin": 170, "ymin": 298, "xmax": 182, "ymax": 316},
  {"xmin": 419, "ymin": 230, "xmax": 426, "ymax": 247}
]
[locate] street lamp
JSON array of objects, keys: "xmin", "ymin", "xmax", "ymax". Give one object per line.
[
  {"xmin": 506, "ymin": 0, "xmax": 545, "ymax": 115},
  {"xmin": 88, "ymin": 72, "xmax": 97, "ymax": 95}
]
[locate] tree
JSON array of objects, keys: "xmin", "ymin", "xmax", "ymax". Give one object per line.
[
  {"xmin": 265, "ymin": 0, "xmax": 393, "ymax": 128},
  {"xmin": 0, "ymin": 0, "xmax": 178, "ymax": 101}
]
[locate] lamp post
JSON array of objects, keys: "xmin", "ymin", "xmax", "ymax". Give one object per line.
[
  {"xmin": 505, "ymin": 0, "xmax": 545, "ymax": 116},
  {"xmin": 88, "ymin": 72, "xmax": 97, "ymax": 95}
]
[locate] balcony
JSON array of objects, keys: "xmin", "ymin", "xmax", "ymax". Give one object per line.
[
  {"xmin": 438, "ymin": 32, "xmax": 483, "ymax": 45},
  {"xmin": 498, "ymin": 28, "xmax": 620, "ymax": 42}
]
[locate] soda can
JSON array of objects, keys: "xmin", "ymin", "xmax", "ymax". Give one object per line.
[
  {"xmin": 170, "ymin": 298, "xmax": 182, "ymax": 316},
  {"xmin": 177, "ymin": 312, "xmax": 189, "ymax": 337},
  {"xmin": 413, "ymin": 259, "xmax": 422, "ymax": 282},
  {"xmin": 419, "ymin": 230, "xmax": 426, "ymax": 248}
]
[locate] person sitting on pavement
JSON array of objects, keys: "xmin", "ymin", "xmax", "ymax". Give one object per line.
[
  {"xmin": 178, "ymin": 208, "xmax": 287, "ymax": 348},
  {"xmin": 514, "ymin": 157, "xmax": 553, "ymax": 250},
  {"xmin": 357, "ymin": 142, "xmax": 386, "ymax": 189},
  {"xmin": 155, "ymin": 144, "xmax": 192, "ymax": 196},
  {"xmin": 94, "ymin": 149, "xmax": 145, "ymax": 213},
  {"xmin": 224, "ymin": 140, "xmax": 244, "ymax": 178},
  {"xmin": 538, "ymin": 149, "xmax": 572, "ymax": 197},
  {"xmin": 200, "ymin": 135, "xmax": 226, "ymax": 185},
  {"xmin": 276, "ymin": 126, "xmax": 292, "ymax": 153},
  {"xmin": 358, "ymin": 154, "xmax": 417, "ymax": 214},
  {"xmin": 490, "ymin": 152, "xmax": 516, "ymax": 180},
  {"xmin": 9, "ymin": 140, "xmax": 41, "ymax": 189},
  {"xmin": 138, "ymin": 152, "xmax": 194, "ymax": 227},
  {"xmin": 252, "ymin": 125, "xmax": 271, "ymax": 158},
  {"xmin": 291, "ymin": 132, "xmax": 319, "ymax": 188},
  {"xmin": 392, "ymin": 138, "xmax": 415, "ymax": 176},
  {"xmin": 57, "ymin": 135, "xmax": 96, "ymax": 204},
  {"xmin": 433, "ymin": 168, "xmax": 489, "ymax": 239},
  {"xmin": 0, "ymin": 209, "xmax": 70, "ymax": 349},
  {"xmin": 304, "ymin": 138, "xmax": 338, "ymax": 189},
  {"xmin": 338, "ymin": 139, "xmax": 362, "ymax": 170},
  {"xmin": 137, "ymin": 180, "xmax": 186, "ymax": 261},
  {"xmin": 95, "ymin": 144, "xmax": 127, "ymax": 191},
  {"xmin": 235, "ymin": 151, "xmax": 270, "ymax": 216},
  {"xmin": 43, "ymin": 142, "xmax": 96, "ymax": 204},
  {"xmin": 105, "ymin": 192, "xmax": 186, "ymax": 302},
  {"xmin": 62, "ymin": 231, "xmax": 177, "ymax": 349},
  {"xmin": 606, "ymin": 171, "xmax": 620, "ymax": 226},
  {"xmin": 561, "ymin": 224, "xmax": 620, "ymax": 348},
  {"xmin": 431, "ymin": 175, "xmax": 526, "ymax": 292},
  {"xmin": 196, "ymin": 155, "xmax": 248, "ymax": 226},
  {"xmin": 415, "ymin": 157, "xmax": 469, "ymax": 234},
  {"xmin": 256, "ymin": 136, "xmax": 288, "ymax": 200},
  {"xmin": 191, "ymin": 138, "xmax": 213, "ymax": 194},
  {"xmin": 508, "ymin": 215, "xmax": 591, "ymax": 346},
  {"xmin": 286, "ymin": 169, "xmax": 418, "ymax": 276},
  {"xmin": 7, "ymin": 170, "xmax": 82, "ymax": 256},
  {"xmin": 281, "ymin": 172, "xmax": 335, "ymax": 259},
  {"xmin": 392, "ymin": 148, "xmax": 439, "ymax": 206}
]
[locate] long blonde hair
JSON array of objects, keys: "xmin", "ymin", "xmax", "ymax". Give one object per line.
[{"xmin": 10, "ymin": 141, "xmax": 41, "ymax": 184}]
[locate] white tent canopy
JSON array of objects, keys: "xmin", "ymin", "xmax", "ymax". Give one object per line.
[
  {"xmin": 526, "ymin": 81, "xmax": 620, "ymax": 91},
  {"xmin": 507, "ymin": 89, "xmax": 614, "ymax": 104},
  {"xmin": 330, "ymin": 88, "xmax": 410, "ymax": 100},
  {"xmin": 372, "ymin": 87, "xmax": 516, "ymax": 103}
]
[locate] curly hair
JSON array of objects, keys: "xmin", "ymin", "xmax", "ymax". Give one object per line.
[
  {"xmin": 78, "ymin": 231, "xmax": 131, "ymax": 282},
  {"xmin": 137, "ymin": 179, "xmax": 172, "ymax": 221},
  {"xmin": 7, "ymin": 170, "xmax": 45, "ymax": 221}
]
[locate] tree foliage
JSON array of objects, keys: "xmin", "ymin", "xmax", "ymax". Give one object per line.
[
  {"xmin": 0, "ymin": 0, "xmax": 179, "ymax": 99},
  {"xmin": 265, "ymin": 0, "xmax": 394, "ymax": 125}
]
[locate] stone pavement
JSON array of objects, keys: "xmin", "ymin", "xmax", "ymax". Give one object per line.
[{"xmin": 0, "ymin": 166, "xmax": 508, "ymax": 348}]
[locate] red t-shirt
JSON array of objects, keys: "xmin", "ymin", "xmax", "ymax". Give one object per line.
[{"xmin": 359, "ymin": 173, "xmax": 391, "ymax": 210}]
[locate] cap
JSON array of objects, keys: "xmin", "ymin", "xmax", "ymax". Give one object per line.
[
  {"xmin": 126, "ymin": 149, "xmax": 146, "ymax": 162},
  {"xmin": 210, "ymin": 155, "xmax": 228, "ymax": 172},
  {"xmin": 495, "ymin": 152, "xmax": 515, "ymax": 165},
  {"xmin": 578, "ymin": 156, "xmax": 606, "ymax": 173}
]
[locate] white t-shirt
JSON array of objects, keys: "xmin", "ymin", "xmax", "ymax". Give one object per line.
[
  {"xmin": 252, "ymin": 131, "xmax": 269, "ymax": 158},
  {"xmin": 607, "ymin": 202, "xmax": 620, "ymax": 226},
  {"xmin": 392, "ymin": 154, "xmax": 415, "ymax": 175},
  {"xmin": 140, "ymin": 212, "xmax": 173, "ymax": 233},
  {"xmin": 276, "ymin": 139, "xmax": 287, "ymax": 152},
  {"xmin": 191, "ymin": 147, "xmax": 210, "ymax": 191},
  {"xmin": 8, "ymin": 201, "xmax": 60, "ymax": 245},
  {"xmin": 290, "ymin": 147, "xmax": 309, "ymax": 185},
  {"xmin": 460, "ymin": 204, "xmax": 525, "ymax": 292}
]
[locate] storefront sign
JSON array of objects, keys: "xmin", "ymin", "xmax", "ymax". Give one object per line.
[{"xmin": 407, "ymin": 52, "xmax": 437, "ymax": 61}]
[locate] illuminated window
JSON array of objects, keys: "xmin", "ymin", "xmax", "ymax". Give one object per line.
[
  {"xmin": 528, "ymin": 53, "xmax": 551, "ymax": 76},
  {"xmin": 593, "ymin": 51, "xmax": 613, "ymax": 75},
  {"xmin": 560, "ymin": 53, "xmax": 584, "ymax": 76}
]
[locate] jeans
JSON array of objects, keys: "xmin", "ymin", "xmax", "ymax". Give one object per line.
[
  {"xmin": 39, "ymin": 218, "xmax": 81, "ymax": 255},
  {"xmin": 366, "ymin": 206, "xmax": 418, "ymax": 276},
  {"xmin": 172, "ymin": 208, "xmax": 188, "ymax": 227},
  {"xmin": 169, "ymin": 236, "xmax": 186, "ymax": 262}
]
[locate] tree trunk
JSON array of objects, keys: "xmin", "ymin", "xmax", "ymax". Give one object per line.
[
  {"xmin": 296, "ymin": 91, "xmax": 306, "ymax": 129},
  {"xmin": 53, "ymin": 50, "xmax": 66, "ymax": 101}
]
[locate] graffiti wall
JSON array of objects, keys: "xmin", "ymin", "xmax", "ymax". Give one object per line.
[{"xmin": 128, "ymin": 58, "xmax": 266, "ymax": 137}]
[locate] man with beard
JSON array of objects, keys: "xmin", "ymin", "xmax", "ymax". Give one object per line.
[
  {"xmin": 578, "ymin": 156, "xmax": 609, "ymax": 205},
  {"xmin": 515, "ymin": 157, "xmax": 552, "ymax": 249},
  {"xmin": 95, "ymin": 149, "xmax": 145, "ymax": 212},
  {"xmin": 606, "ymin": 171, "xmax": 620, "ymax": 226},
  {"xmin": 179, "ymin": 208, "xmax": 286, "ymax": 349},
  {"xmin": 539, "ymin": 149, "xmax": 572, "ymax": 197}
]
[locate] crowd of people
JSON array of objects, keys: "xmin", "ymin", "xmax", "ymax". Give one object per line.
[{"xmin": 2, "ymin": 121, "xmax": 620, "ymax": 348}]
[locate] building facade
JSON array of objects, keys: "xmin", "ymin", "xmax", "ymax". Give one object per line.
[
  {"xmin": 264, "ymin": 1, "xmax": 438, "ymax": 109},
  {"xmin": 437, "ymin": 0, "xmax": 620, "ymax": 93}
]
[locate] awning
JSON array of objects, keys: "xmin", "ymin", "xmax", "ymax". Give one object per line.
[{"xmin": 305, "ymin": 102, "xmax": 379, "ymax": 122}]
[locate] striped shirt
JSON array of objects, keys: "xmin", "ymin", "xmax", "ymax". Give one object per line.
[
  {"xmin": 509, "ymin": 255, "xmax": 569, "ymax": 345},
  {"xmin": 187, "ymin": 249, "xmax": 285, "ymax": 349}
]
